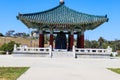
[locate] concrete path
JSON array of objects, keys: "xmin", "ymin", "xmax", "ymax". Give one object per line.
[{"xmin": 0, "ymin": 55, "xmax": 120, "ymax": 80}]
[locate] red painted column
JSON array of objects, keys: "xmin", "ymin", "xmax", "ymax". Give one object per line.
[
  {"xmin": 39, "ymin": 34, "xmax": 44, "ymax": 47},
  {"xmin": 68, "ymin": 34, "xmax": 70, "ymax": 51},
  {"xmin": 80, "ymin": 34, "xmax": 84, "ymax": 48},
  {"xmin": 70, "ymin": 35, "xmax": 74, "ymax": 50},
  {"xmin": 68, "ymin": 31, "xmax": 74, "ymax": 51},
  {"xmin": 49, "ymin": 34, "xmax": 53, "ymax": 48},
  {"xmin": 77, "ymin": 33, "xmax": 80, "ymax": 48},
  {"xmin": 42, "ymin": 34, "xmax": 44, "ymax": 47}
]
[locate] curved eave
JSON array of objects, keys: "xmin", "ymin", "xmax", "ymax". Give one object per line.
[
  {"xmin": 18, "ymin": 14, "xmax": 108, "ymax": 30},
  {"xmin": 17, "ymin": 3, "xmax": 109, "ymax": 30}
]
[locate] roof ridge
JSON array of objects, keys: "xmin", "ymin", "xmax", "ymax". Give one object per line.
[{"xmin": 21, "ymin": 4, "xmax": 64, "ymax": 16}]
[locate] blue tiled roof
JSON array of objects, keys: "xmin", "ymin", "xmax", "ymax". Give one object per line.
[{"xmin": 17, "ymin": 3, "xmax": 108, "ymax": 30}]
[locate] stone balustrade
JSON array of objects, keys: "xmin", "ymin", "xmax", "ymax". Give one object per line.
[
  {"xmin": 13, "ymin": 44, "xmax": 116, "ymax": 58},
  {"xmin": 13, "ymin": 44, "xmax": 52, "ymax": 57}
]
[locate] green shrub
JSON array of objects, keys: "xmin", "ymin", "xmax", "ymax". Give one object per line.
[
  {"xmin": 0, "ymin": 51, "xmax": 6, "ymax": 55},
  {"xmin": 0, "ymin": 41, "xmax": 20, "ymax": 54}
]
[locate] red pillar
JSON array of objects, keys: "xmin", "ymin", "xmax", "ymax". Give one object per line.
[
  {"xmin": 68, "ymin": 34, "xmax": 70, "ymax": 51},
  {"xmin": 79, "ymin": 34, "xmax": 84, "ymax": 48},
  {"xmin": 49, "ymin": 34, "xmax": 53, "ymax": 48},
  {"xmin": 39, "ymin": 34, "xmax": 44, "ymax": 47},
  {"xmin": 77, "ymin": 33, "xmax": 80, "ymax": 48},
  {"xmin": 42, "ymin": 34, "xmax": 44, "ymax": 47},
  {"xmin": 70, "ymin": 35, "xmax": 74, "ymax": 50}
]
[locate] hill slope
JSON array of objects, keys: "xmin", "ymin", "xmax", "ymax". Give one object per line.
[{"xmin": 0, "ymin": 37, "xmax": 39, "ymax": 47}]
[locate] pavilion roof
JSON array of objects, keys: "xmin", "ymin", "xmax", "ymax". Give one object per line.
[{"xmin": 17, "ymin": 3, "xmax": 108, "ymax": 31}]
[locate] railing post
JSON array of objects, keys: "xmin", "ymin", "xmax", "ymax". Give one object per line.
[
  {"xmin": 107, "ymin": 46, "xmax": 112, "ymax": 53},
  {"xmin": 19, "ymin": 45, "xmax": 23, "ymax": 52},
  {"xmin": 72, "ymin": 46, "xmax": 76, "ymax": 58},
  {"xmin": 107, "ymin": 46, "xmax": 113, "ymax": 56},
  {"xmin": 49, "ymin": 45, "xmax": 52, "ymax": 58},
  {"xmin": 14, "ymin": 44, "xmax": 17, "ymax": 51}
]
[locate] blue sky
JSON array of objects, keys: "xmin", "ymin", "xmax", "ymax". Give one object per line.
[{"xmin": 0, "ymin": 0, "xmax": 120, "ymax": 40}]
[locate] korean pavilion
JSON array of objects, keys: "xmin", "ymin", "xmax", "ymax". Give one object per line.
[{"xmin": 17, "ymin": 0, "xmax": 109, "ymax": 51}]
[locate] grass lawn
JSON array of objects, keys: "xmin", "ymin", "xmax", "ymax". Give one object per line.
[
  {"xmin": 108, "ymin": 68, "xmax": 120, "ymax": 74},
  {"xmin": 0, "ymin": 67, "xmax": 29, "ymax": 80}
]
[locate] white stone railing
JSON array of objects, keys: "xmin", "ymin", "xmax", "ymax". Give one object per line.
[
  {"xmin": 13, "ymin": 44, "xmax": 117, "ymax": 58},
  {"xmin": 13, "ymin": 44, "xmax": 52, "ymax": 57},
  {"xmin": 73, "ymin": 46, "xmax": 112, "ymax": 57},
  {"xmin": 75, "ymin": 48, "xmax": 111, "ymax": 54}
]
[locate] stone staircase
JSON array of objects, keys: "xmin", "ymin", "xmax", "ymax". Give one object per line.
[{"xmin": 52, "ymin": 51, "xmax": 74, "ymax": 58}]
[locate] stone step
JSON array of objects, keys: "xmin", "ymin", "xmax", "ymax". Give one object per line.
[{"xmin": 52, "ymin": 51, "xmax": 74, "ymax": 58}]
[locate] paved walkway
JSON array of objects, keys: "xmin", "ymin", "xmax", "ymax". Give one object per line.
[{"xmin": 0, "ymin": 55, "xmax": 120, "ymax": 80}]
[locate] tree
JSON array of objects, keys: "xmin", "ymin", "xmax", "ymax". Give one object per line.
[
  {"xmin": 13, "ymin": 32, "xmax": 30, "ymax": 38},
  {"xmin": 23, "ymin": 33, "xmax": 30, "ymax": 38},
  {"xmin": 85, "ymin": 40, "xmax": 91, "ymax": 48},
  {"xmin": 6, "ymin": 30, "xmax": 15, "ymax": 37},
  {"xmin": 98, "ymin": 37, "xmax": 105, "ymax": 48},
  {"xmin": 91, "ymin": 40, "xmax": 99, "ymax": 48},
  {"xmin": 0, "ymin": 33, "xmax": 4, "ymax": 36},
  {"xmin": 0, "ymin": 41, "xmax": 20, "ymax": 54}
]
